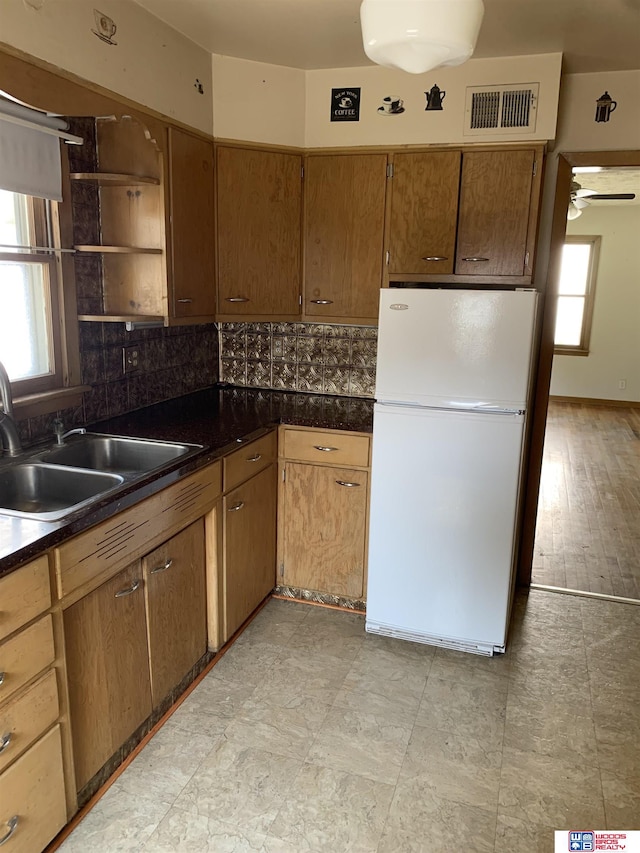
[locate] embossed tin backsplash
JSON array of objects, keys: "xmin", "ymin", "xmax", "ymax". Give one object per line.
[{"xmin": 219, "ymin": 322, "xmax": 378, "ymax": 398}]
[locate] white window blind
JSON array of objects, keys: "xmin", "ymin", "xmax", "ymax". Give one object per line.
[{"xmin": 0, "ymin": 97, "xmax": 82, "ymax": 202}]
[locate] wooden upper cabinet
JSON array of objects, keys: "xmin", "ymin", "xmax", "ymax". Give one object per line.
[
  {"xmin": 168, "ymin": 128, "xmax": 216, "ymax": 319},
  {"xmin": 456, "ymin": 149, "xmax": 536, "ymax": 277},
  {"xmin": 388, "ymin": 151, "xmax": 461, "ymax": 276},
  {"xmin": 303, "ymin": 153, "xmax": 387, "ymax": 323},
  {"xmin": 216, "ymin": 146, "xmax": 302, "ymax": 318}
]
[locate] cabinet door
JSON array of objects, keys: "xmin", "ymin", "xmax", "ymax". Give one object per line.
[
  {"xmin": 223, "ymin": 464, "xmax": 277, "ymax": 639},
  {"xmin": 388, "ymin": 151, "xmax": 461, "ymax": 275},
  {"xmin": 168, "ymin": 128, "xmax": 216, "ymax": 318},
  {"xmin": 216, "ymin": 147, "xmax": 301, "ymax": 317},
  {"xmin": 282, "ymin": 463, "xmax": 367, "ymax": 598},
  {"xmin": 456, "ymin": 149, "xmax": 535, "ymax": 277},
  {"xmin": 64, "ymin": 562, "xmax": 152, "ymax": 790},
  {"xmin": 304, "ymin": 153, "xmax": 387, "ymax": 322},
  {"xmin": 143, "ymin": 520, "xmax": 207, "ymax": 707}
]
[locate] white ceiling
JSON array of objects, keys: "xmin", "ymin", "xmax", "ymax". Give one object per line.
[
  {"xmin": 134, "ymin": 0, "xmax": 640, "ymax": 74},
  {"xmin": 573, "ymin": 168, "xmax": 640, "ymax": 205}
]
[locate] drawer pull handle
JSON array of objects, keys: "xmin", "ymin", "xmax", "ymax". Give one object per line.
[
  {"xmin": 310, "ymin": 299, "xmax": 333, "ymax": 305},
  {"xmin": 421, "ymin": 256, "xmax": 448, "ymax": 261},
  {"xmin": 246, "ymin": 453, "xmax": 262, "ymax": 463},
  {"xmin": 151, "ymin": 559, "xmax": 173, "ymax": 575},
  {"xmin": 0, "ymin": 734, "xmax": 11, "ymax": 754},
  {"xmin": 228, "ymin": 501, "xmax": 245, "ymax": 512},
  {"xmin": 314, "ymin": 445, "xmax": 338, "ymax": 453},
  {"xmin": 0, "ymin": 817, "xmax": 18, "ymax": 847},
  {"xmin": 461, "ymin": 256, "xmax": 489, "ymax": 262},
  {"xmin": 336, "ymin": 480, "xmax": 361, "ymax": 488},
  {"xmin": 0, "ymin": 673, "xmax": 4, "ymax": 687},
  {"xmin": 177, "ymin": 298, "xmax": 193, "ymax": 303},
  {"xmin": 114, "ymin": 579, "xmax": 141, "ymax": 598},
  {"xmin": 225, "ymin": 296, "xmax": 250, "ymax": 303}
]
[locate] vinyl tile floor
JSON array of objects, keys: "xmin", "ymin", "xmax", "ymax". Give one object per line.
[{"xmin": 58, "ymin": 593, "xmax": 640, "ymax": 853}]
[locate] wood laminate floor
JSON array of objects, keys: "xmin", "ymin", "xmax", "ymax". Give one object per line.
[{"xmin": 532, "ymin": 401, "xmax": 640, "ymax": 599}]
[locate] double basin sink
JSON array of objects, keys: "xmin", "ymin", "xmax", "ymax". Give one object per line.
[{"xmin": 0, "ymin": 434, "xmax": 202, "ymax": 522}]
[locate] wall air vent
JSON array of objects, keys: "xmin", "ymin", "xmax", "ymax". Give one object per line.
[{"xmin": 464, "ymin": 83, "xmax": 539, "ymax": 135}]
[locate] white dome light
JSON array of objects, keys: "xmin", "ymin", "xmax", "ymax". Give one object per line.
[{"xmin": 360, "ymin": 0, "xmax": 485, "ymax": 75}]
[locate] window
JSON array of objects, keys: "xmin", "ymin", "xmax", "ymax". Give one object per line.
[
  {"xmin": 0, "ymin": 188, "xmax": 64, "ymax": 396},
  {"xmin": 554, "ymin": 235, "xmax": 600, "ymax": 356}
]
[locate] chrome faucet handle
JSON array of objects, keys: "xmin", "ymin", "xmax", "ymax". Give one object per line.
[{"xmin": 53, "ymin": 420, "xmax": 87, "ymax": 446}]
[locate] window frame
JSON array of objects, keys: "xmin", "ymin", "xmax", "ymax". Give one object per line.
[{"xmin": 553, "ymin": 234, "xmax": 601, "ymax": 357}]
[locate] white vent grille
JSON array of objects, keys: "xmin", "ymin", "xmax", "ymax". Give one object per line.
[{"xmin": 465, "ymin": 83, "xmax": 539, "ymax": 135}]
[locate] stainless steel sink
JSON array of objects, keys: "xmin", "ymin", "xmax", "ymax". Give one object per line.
[
  {"xmin": 0, "ymin": 463, "xmax": 124, "ymax": 521},
  {"xmin": 43, "ymin": 434, "xmax": 201, "ymax": 475}
]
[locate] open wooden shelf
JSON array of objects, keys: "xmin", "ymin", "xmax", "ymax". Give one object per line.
[
  {"xmin": 70, "ymin": 172, "xmax": 160, "ymax": 186},
  {"xmin": 74, "ymin": 245, "xmax": 163, "ymax": 254}
]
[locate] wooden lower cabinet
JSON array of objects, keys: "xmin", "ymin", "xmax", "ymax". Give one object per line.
[
  {"xmin": 64, "ymin": 562, "xmax": 152, "ymax": 790},
  {"xmin": 281, "ymin": 462, "xmax": 368, "ymax": 598},
  {"xmin": 0, "ymin": 725, "xmax": 66, "ymax": 853},
  {"xmin": 223, "ymin": 464, "xmax": 277, "ymax": 639},
  {"xmin": 143, "ymin": 520, "xmax": 207, "ymax": 707}
]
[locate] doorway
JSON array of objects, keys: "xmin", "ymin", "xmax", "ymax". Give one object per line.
[{"xmin": 521, "ymin": 150, "xmax": 640, "ymax": 602}]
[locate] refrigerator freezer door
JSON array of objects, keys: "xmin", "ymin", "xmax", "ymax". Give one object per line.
[
  {"xmin": 366, "ymin": 403, "xmax": 525, "ymax": 653},
  {"xmin": 375, "ymin": 288, "xmax": 537, "ymax": 410}
]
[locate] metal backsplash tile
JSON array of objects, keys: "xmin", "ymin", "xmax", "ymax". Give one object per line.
[{"xmin": 219, "ymin": 321, "xmax": 377, "ymax": 398}]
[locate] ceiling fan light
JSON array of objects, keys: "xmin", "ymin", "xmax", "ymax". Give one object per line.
[
  {"xmin": 567, "ymin": 200, "xmax": 583, "ymax": 220},
  {"xmin": 360, "ymin": 0, "xmax": 485, "ymax": 75}
]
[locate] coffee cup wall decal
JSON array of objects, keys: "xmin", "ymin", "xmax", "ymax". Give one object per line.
[
  {"xmin": 92, "ymin": 9, "xmax": 118, "ymax": 44},
  {"xmin": 378, "ymin": 96, "xmax": 404, "ymax": 116}
]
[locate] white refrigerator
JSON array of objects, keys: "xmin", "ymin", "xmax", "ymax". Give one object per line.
[{"xmin": 366, "ymin": 288, "xmax": 538, "ymax": 656}]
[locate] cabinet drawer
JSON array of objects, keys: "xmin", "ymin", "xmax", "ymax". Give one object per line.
[
  {"xmin": 282, "ymin": 428, "xmax": 370, "ymax": 468},
  {"xmin": 0, "ymin": 556, "xmax": 51, "ymax": 643},
  {"xmin": 0, "ymin": 616, "xmax": 55, "ymax": 705},
  {"xmin": 54, "ymin": 461, "xmax": 221, "ymax": 599},
  {"xmin": 0, "ymin": 669, "xmax": 59, "ymax": 776},
  {"xmin": 0, "ymin": 725, "xmax": 66, "ymax": 853},
  {"xmin": 224, "ymin": 431, "xmax": 277, "ymax": 492}
]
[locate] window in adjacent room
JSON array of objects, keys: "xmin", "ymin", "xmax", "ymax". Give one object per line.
[{"xmin": 553, "ymin": 235, "xmax": 601, "ymax": 356}]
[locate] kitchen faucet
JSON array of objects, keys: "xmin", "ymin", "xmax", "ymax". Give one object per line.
[
  {"xmin": 0, "ymin": 360, "xmax": 22, "ymax": 457},
  {"xmin": 53, "ymin": 418, "xmax": 86, "ymax": 446}
]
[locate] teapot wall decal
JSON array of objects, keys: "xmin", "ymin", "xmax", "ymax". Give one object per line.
[{"xmin": 425, "ymin": 85, "xmax": 446, "ymax": 111}]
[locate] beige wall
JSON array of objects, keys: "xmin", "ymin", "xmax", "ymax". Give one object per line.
[
  {"xmin": 304, "ymin": 53, "xmax": 562, "ymax": 148},
  {"xmin": 550, "ymin": 205, "xmax": 640, "ymax": 402},
  {"xmin": 212, "ymin": 55, "xmax": 305, "ymax": 147},
  {"xmin": 0, "ymin": 0, "xmax": 213, "ymax": 134}
]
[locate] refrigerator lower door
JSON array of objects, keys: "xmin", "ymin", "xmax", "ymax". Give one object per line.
[{"xmin": 366, "ymin": 403, "xmax": 525, "ymax": 655}]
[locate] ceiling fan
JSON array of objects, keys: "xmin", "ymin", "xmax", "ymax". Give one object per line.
[{"xmin": 568, "ymin": 179, "xmax": 636, "ymax": 219}]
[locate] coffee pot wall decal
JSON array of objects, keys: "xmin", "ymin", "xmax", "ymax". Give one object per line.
[
  {"xmin": 595, "ymin": 91, "xmax": 617, "ymax": 123},
  {"xmin": 425, "ymin": 84, "xmax": 446, "ymax": 111}
]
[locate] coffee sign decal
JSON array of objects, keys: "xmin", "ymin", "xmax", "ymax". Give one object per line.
[{"xmin": 331, "ymin": 88, "xmax": 361, "ymax": 123}]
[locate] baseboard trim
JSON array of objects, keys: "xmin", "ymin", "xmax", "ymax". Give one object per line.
[{"xmin": 549, "ymin": 395, "xmax": 640, "ymax": 408}]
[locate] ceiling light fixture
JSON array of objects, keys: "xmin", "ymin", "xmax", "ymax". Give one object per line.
[{"xmin": 360, "ymin": 0, "xmax": 485, "ymax": 75}]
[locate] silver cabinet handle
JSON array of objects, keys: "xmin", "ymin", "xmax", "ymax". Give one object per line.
[
  {"xmin": 461, "ymin": 257, "xmax": 489, "ymax": 262},
  {"xmin": 177, "ymin": 298, "xmax": 193, "ymax": 303},
  {"xmin": 0, "ymin": 734, "xmax": 11, "ymax": 755},
  {"xmin": 310, "ymin": 299, "xmax": 333, "ymax": 305},
  {"xmin": 336, "ymin": 480, "xmax": 361, "ymax": 487},
  {"xmin": 225, "ymin": 296, "xmax": 250, "ymax": 303},
  {"xmin": 227, "ymin": 501, "xmax": 245, "ymax": 512},
  {"xmin": 0, "ymin": 673, "xmax": 4, "ymax": 687},
  {"xmin": 150, "ymin": 559, "xmax": 173, "ymax": 575},
  {"xmin": 421, "ymin": 256, "xmax": 448, "ymax": 261},
  {"xmin": 314, "ymin": 445, "xmax": 338, "ymax": 452},
  {"xmin": 0, "ymin": 817, "xmax": 18, "ymax": 847},
  {"xmin": 114, "ymin": 579, "xmax": 141, "ymax": 598},
  {"xmin": 246, "ymin": 453, "xmax": 262, "ymax": 462}
]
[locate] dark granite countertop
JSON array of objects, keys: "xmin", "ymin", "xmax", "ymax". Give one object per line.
[{"xmin": 0, "ymin": 385, "xmax": 373, "ymax": 577}]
